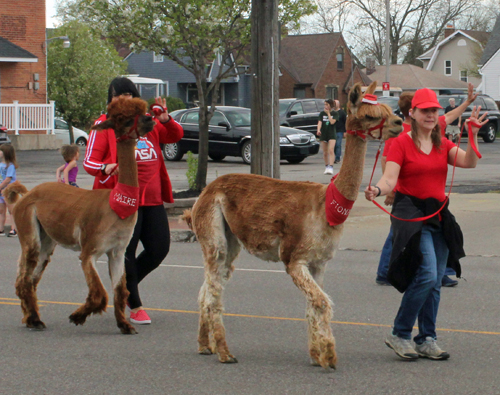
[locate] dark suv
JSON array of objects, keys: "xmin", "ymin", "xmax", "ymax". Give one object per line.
[
  {"xmin": 279, "ymin": 98, "xmax": 326, "ymax": 135},
  {"xmin": 438, "ymin": 94, "xmax": 499, "ymax": 143}
]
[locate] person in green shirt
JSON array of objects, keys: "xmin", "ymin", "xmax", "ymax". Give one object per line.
[{"xmin": 317, "ymin": 99, "xmax": 338, "ymax": 175}]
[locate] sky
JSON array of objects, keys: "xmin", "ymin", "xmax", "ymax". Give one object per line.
[{"xmin": 46, "ymin": 0, "xmax": 58, "ymax": 28}]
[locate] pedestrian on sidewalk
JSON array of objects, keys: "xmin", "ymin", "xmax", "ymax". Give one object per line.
[
  {"xmin": 0, "ymin": 144, "xmax": 18, "ymax": 237},
  {"xmin": 83, "ymin": 77, "xmax": 183, "ymax": 325},
  {"xmin": 333, "ymin": 100, "xmax": 346, "ymax": 164},
  {"xmin": 365, "ymin": 88, "xmax": 487, "ymax": 361},
  {"xmin": 56, "ymin": 144, "xmax": 80, "ymax": 187},
  {"xmin": 317, "ymin": 99, "xmax": 338, "ymax": 175}
]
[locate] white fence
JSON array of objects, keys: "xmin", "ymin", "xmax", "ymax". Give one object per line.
[{"xmin": 0, "ymin": 101, "xmax": 55, "ymax": 135}]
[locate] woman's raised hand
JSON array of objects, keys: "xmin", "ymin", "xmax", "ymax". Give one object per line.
[
  {"xmin": 154, "ymin": 97, "xmax": 170, "ymax": 123},
  {"xmin": 466, "ymin": 106, "xmax": 488, "ymax": 136}
]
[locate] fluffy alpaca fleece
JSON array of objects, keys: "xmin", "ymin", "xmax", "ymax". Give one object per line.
[
  {"xmin": 3, "ymin": 97, "xmax": 155, "ymax": 335},
  {"xmin": 182, "ymin": 81, "xmax": 403, "ymax": 369}
]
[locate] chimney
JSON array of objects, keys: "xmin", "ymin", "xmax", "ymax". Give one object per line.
[
  {"xmin": 444, "ymin": 24, "xmax": 455, "ymax": 38},
  {"xmin": 366, "ymin": 57, "xmax": 376, "ymax": 75}
]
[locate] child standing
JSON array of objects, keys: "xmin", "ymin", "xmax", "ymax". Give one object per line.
[
  {"xmin": 56, "ymin": 144, "xmax": 80, "ymax": 187},
  {"xmin": 0, "ymin": 144, "xmax": 18, "ymax": 237}
]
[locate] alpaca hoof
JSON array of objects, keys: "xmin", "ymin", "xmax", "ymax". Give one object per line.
[
  {"xmin": 199, "ymin": 347, "xmax": 213, "ymax": 355},
  {"xmin": 119, "ymin": 324, "xmax": 138, "ymax": 335},
  {"xmin": 26, "ymin": 320, "xmax": 46, "ymax": 330},
  {"xmin": 219, "ymin": 355, "xmax": 238, "ymax": 364},
  {"xmin": 69, "ymin": 313, "xmax": 87, "ymax": 326}
]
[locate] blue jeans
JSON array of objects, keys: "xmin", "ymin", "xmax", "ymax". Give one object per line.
[
  {"xmin": 334, "ymin": 132, "xmax": 343, "ymax": 161},
  {"xmin": 377, "ymin": 226, "xmax": 455, "ymax": 279},
  {"xmin": 392, "ymin": 224, "xmax": 449, "ymax": 343}
]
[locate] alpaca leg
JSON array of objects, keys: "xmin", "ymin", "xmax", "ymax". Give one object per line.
[
  {"xmin": 287, "ymin": 262, "xmax": 336, "ymax": 369},
  {"xmin": 307, "ymin": 262, "xmax": 328, "ymax": 365},
  {"xmin": 15, "ymin": 247, "xmax": 46, "ymax": 330},
  {"xmin": 197, "ymin": 229, "xmax": 240, "ymax": 363},
  {"xmin": 69, "ymin": 254, "xmax": 108, "ymax": 326},
  {"xmin": 31, "ymin": 230, "xmax": 57, "ymax": 291},
  {"xmin": 108, "ymin": 250, "xmax": 137, "ymax": 335}
]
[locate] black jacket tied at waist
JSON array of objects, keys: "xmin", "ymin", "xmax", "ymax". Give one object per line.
[{"xmin": 387, "ymin": 192, "xmax": 465, "ymax": 293}]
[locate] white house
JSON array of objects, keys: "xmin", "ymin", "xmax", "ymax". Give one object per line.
[
  {"xmin": 479, "ymin": 16, "xmax": 500, "ymax": 100},
  {"xmin": 417, "ymin": 27, "xmax": 489, "ymax": 89}
]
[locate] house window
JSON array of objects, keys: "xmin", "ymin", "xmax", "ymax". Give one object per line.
[
  {"xmin": 457, "ymin": 39, "xmax": 466, "ymax": 47},
  {"xmin": 336, "ymin": 47, "xmax": 344, "ymax": 71},
  {"xmin": 294, "ymin": 88, "xmax": 306, "ymax": 99},
  {"xmin": 460, "ymin": 70, "xmax": 468, "ymax": 82},
  {"xmin": 445, "ymin": 60, "xmax": 452, "ymax": 76},
  {"xmin": 153, "ymin": 52, "xmax": 164, "ymax": 63},
  {"xmin": 326, "ymin": 86, "xmax": 338, "ymax": 100}
]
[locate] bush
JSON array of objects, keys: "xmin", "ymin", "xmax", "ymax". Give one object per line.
[
  {"xmin": 186, "ymin": 151, "xmax": 198, "ymax": 191},
  {"xmin": 147, "ymin": 96, "xmax": 186, "ymax": 112}
]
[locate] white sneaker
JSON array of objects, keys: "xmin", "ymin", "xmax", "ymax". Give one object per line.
[
  {"xmin": 326, "ymin": 166, "xmax": 334, "ymax": 175},
  {"xmin": 323, "ymin": 166, "xmax": 330, "ymax": 175}
]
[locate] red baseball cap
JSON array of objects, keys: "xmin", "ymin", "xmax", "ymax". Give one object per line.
[{"xmin": 411, "ymin": 88, "xmax": 442, "ymax": 109}]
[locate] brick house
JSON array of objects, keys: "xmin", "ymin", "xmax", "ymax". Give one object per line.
[
  {"xmin": 0, "ymin": 0, "xmax": 47, "ymax": 105},
  {"xmin": 279, "ymin": 33, "xmax": 366, "ymax": 105}
]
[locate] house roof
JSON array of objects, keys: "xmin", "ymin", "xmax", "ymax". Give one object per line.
[
  {"xmin": 280, "ymin": 33, "xmax": 342, "ymax": 90},
  {"xmin": 0, "ymin": 36, "xmax": 38, "ymax": 62},
  {"xmin": 417, "ymin": 30, "xmax": 489, "ymax": 69},
  {"xmin": 480, "ymin": 15, "xmax": 500, "ymax": 67},
  {"xmin": 363, "ymin": 64, "xmax": 469, "ymax": 90}
]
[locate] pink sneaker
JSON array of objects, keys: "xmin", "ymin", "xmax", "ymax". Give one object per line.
[{"xmin": 130, "ymin": 309, "xmax": 151, "ymax": 325}]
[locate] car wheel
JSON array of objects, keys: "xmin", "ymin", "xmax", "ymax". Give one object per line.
[
  {"xmin": 241, "ymin": 140, "xmax": 251, "ymax": 165},
  {"xmin": 286, "ymin": 157, "xmax": 305, "ymax": 164},
  {"xmin": 75, "ymin": 137, "xmax": 87, "ymax": 147},
  {"xmin": 209, "ymin": 154, "xmax": 226, "ymax": 162},
  {"xmin": 163, "ymin": 142, "xmax": 184, "ymax": 161},
  {"xmin": 482, "ymin": 122, "xmax": 496, "ymax": 143}
]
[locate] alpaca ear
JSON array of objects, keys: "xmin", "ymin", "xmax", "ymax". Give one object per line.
[
  {"xmin": 365, "ymin": 80, "xmax": 377, "ymax": 95},
  {"xmin": 348, "ymin": 83, "xmax": 362, "ymax": 115},
  {"xmin": 92, "ymin": 119, "xmax": 115, "ymax": 131}
]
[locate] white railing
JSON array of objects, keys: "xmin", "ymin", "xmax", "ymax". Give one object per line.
[{"xmin": 0, "ymin": 101, "xmax": 55, "ymax": 135}]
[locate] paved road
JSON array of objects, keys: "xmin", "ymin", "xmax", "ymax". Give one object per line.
[{"xmin": 1, "ymin": 142, "xmax": 499, "ymax": 394}]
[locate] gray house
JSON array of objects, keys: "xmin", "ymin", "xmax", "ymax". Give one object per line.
[{"xmin": 125, "ymin": 51, "xmax": 252, "ymax": 107}]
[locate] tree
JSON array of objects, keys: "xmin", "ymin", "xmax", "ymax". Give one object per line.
[
  {"xmin": 62, "ymin": 0, "xmax": 315, "ymax": 191},
  {"xmin": 301, "ymin": 0, "xmax": 475, "ymax": 66},
  {"xmin": 48, "ymin": 21, "xmax": 127, "ymax": 142}
]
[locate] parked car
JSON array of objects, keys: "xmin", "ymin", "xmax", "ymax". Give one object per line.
[
  {"xmin": 163, "ymin": 106, "xmax": 320, "ymax": 164},
  {"xmin": 54, "ymin": 118, "xmax": 88, "ymax": 146},
  {"xmin": 0, "ymin": 124, "xmax": 10, "ymax": 145},
  {"xmin": 377, "ymin": 96, "xmax": 403, "ymax": 118},
  {"xmin": 279, "ymin": 98, "xmax": 326, "ymax": 135},
  {"xmin": 437, "ymin": 94, "xmax": 499, "ymax": 143}
]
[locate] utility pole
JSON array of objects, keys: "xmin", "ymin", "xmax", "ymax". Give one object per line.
[
  {"xmin": 383, "ymin": 0, "xmax": 390, "ymax": 97},
  {"xmin": 250, "ymin": 0, "xmax": 280, "ymax": 178}
]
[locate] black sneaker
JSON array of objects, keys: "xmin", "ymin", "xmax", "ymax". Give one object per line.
[
  {"xmin": 442, "ymin": 275, "xmax": 458, "ymax": 287},
  {"xmin": 0, "ymin": 230, "xmax": 5, "ymax": 236},
  {"xmin": 8, "ymin": 230, "xmax": 17, "ymax": 237}
]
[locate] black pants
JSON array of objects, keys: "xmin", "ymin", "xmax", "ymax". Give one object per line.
[{"xmin": 125, "ymin": 205, "xmax": 170, "ymax": 309}]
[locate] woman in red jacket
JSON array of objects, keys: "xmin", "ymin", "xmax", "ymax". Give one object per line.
[{"xmin": 84, "ymin": 77, "xmax": 183, "ymax": 325}]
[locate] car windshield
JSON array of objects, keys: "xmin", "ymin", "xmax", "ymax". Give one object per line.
[
  {"xmin": 224, "ymin": 109, "xmax": 252, "ymax": 127},
  {"xmin": 279, "ymin": 100, "xmax": 295, "ymax": 116}
]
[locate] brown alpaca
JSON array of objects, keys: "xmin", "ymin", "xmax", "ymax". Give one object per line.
[
  {"xmin": 3, "ymin": 97, "xmax": 155, "ymax": 334},
  {"xmin": 183, "ymin": 81, "xmax": 403, "ymax": 368}
]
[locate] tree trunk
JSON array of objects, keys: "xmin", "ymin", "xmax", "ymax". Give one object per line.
[
  {"xmin": 250, "ymin": 0, "xmax": 280, "ymax": 179},
  {"xmin": 68, "ymin": 121, "xmax": 75, "ymax": 145},
  {"xmin": 195, "ymin": 106, "xmax": 209, "ymax": 191}
]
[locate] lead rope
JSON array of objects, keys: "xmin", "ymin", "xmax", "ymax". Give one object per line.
[{"xmin": 369, "ymin": 121, "xmax": 482, "ymax": 222}]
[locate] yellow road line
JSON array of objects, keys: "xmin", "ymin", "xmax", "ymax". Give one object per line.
[{"xmin": 1, "ymin": 297, "xmax": 498, "ymax": 336}]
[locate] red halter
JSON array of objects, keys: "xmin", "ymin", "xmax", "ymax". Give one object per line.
[
  {"xmin": 116, "ymin": 114, "xmax": 141, "ymax": 142},
  {"xmin": 346, "ymin": 118, "xmax": 386, "ymax": 140}
]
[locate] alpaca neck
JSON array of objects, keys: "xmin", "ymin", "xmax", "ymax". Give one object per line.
[
  {"xmin": 334, "ymin": 133, "xmax": 368, "ymax": 201},
  {"xmin": 116, "ymin": 139, "xmax": 138, "ymax": 187}
]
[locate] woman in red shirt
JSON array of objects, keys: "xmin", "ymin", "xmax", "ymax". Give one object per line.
[
  {"xmin": 365, "ymin": 88, "xmax": 487, "ymax": 361},
  {"xmin": 84, "ymin": 77, "xmax": 183, "ymax": 325}
]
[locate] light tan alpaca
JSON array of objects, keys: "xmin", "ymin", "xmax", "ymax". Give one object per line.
[
  {"xmin": 3, "ymin": 97, "xmax": 155, "ymax": 335},
  {"xmin": 183, "ymin": 81, "xmax": 403, "ymax": 368}
]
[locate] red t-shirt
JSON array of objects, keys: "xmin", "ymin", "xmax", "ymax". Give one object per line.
[
  {"xmin": 386, "ymin": 133, "xmax": 456, "ymax": 201},
  {"xmin": 135, "ymin": 136, "xmax": 163, "ymax": 205}
]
